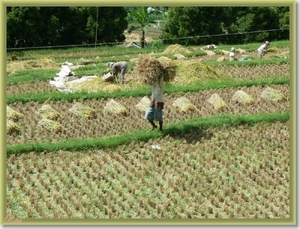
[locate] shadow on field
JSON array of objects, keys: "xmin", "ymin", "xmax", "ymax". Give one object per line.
[{"xmin": 162, "ymin": 124, "xmax": 214, "ymax": 144}]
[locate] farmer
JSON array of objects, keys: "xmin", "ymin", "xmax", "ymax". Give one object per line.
[
  {"xmin": 229, "ymin": 47, "xmax": 236, "ymax": 61},
  {"xmin": 107, "ymin": 61, "xmax": 127, "ymax": 84},
  {"xmin": 257, "ymin": 41, "xmax": 270, "ymax": 60},
  {"xmin": 144, "ymin": 74, "xmax": 166, "ymax": 131}
]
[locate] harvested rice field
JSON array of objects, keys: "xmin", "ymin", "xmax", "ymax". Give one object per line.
[{"xmin": 5, "ymin": 41, "xmax": 294, "ymax": 223}]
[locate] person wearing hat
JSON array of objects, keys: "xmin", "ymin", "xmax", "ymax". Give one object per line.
[
  {"xmin": 229, "ymin": 47, "xmax": 236, "ymax": 61},
  {"xmin": 107, "ymin": 61, "xmax": 128, "ymax": 84},
  {"xmin": 257, "ymin": 41, "xmax": 270, "ymax": 60}
]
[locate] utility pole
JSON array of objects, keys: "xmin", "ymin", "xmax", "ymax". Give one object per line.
[{"xmin": 95, "ymin": 7, "xmax": 99, "ymax": 47}]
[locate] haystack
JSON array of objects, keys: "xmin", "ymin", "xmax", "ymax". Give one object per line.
[
  {"xmin": 261, "ymin": 87, "xmax": 286, "ymax": 102},
  {"xmin": 135, "ymin": 55, "xmax": 176, "ymax": 85},
  {"xmin": 173, "ymin": 54, "xmax": 186, "ymax": 60},
  {"xmin": 69, "ymin": 103, "xmax": 97, "ymax": 119},
  {"xmin": 135, "ymin": 96, "xmax": 151, "ymax": 112},
  {"xmin": 232, "ymin": 90, "xmax": 255, "ymax": 104},
  {"xmin": 7, "ymin": 106, "xmax": 24, "ymax": 122},
  {"xmin": 172, "ymin": 97, "xmax": 199, "ymax": 112},
  {"xmin": 37, "ymin": 104, "xmax": 63, "ymax": 120},
  {"xmin": 38, "ymin": 118, "xmax": 62, "ymax": 133},
  {"xmin": 175, "ymin": 60, "xmax": 220, "ymax": 85},
  {"xmin": 6, "ymin": 119, "xmax": 21, "ymax": 135},
  {"xmin": 207, "ymin": 93, "xmax": 228, "ymax": 110},
  {"xmin": 162, "ymin": 44, "xmax": 190, "ymax": 54},
  {"xmin": 103, "ymin": 99, "xmax": 127, "ymax": 116}
]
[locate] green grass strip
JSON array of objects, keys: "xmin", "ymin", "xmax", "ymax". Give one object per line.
[
  {"xmin": 6, "ymin": 112, "xmax": 289, "ymax": 155},
  {"xmin": 6, "ymin": 77, "xmax": 289, "ymax": 104}
]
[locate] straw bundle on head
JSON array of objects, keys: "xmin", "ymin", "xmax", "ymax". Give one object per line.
[
  {"xmin": 135, "ymin": 55, "xmax": 164, "ymax": 85},
  {"xmin": 6, "ymin": 119, "xmax": 21, "ymax": 135},
  {"xmin": 69, "ymin": 103, "xmax": 96, "ymax": 119},
  {"xmin": 207, "ymin": 93, "xmax": 228, "ymax": 110},
  {"xmin": 7, "ymin": 106, "xmax": 24, "ymax": 122},
  {"xmin": 135, "ymin": 96, "xmax": 151, "ymax": 112},
  {"xmin": 103, "ymin": 99, "xmax": 127, "ymax": 116},
  {"xmin": 232, "ymin": 90, "xmax": 255, "ymax": 105},
  {"xmin": 172, "ymin": 97, "xmax": 200, "ymax": 112},
  {"xmin": 37, "ymin": 104, "xmax": 63, "ymax": 121},
  {"xmin": 135, "ymin": 55, "xmax": 176, "ymax": 85},
  {"xmin": 38, "ymin": 118, "xmax": 62, "ymax": 133},
  {"xmin": 261, "ymin": 87, "xmax": 286, "ymax": 102}
]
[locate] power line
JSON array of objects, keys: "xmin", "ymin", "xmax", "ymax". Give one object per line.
[{"xmin": 6, "ymin": 28, "xmax": 289, "ymax": 51}]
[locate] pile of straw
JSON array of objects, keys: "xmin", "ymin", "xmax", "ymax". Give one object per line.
[
  {"xmin": 261, "ymin": 87, "xmax": 286, "ymax": 102},
  {"xmin": 207, "ymin": 93, "xmax": 228, "ymax": 110},
  {"xmin": 172, "ymin": 97, "xmax": 199, "ymax": 112},
  {"xmin": 103, "ymin": 99, "xmax": 127, "ymax": 116},
  {"xmin": 7, "ymin": 119, "xmax": 21, "ymax": 135},
  {"xmin": 135, "ymin": 96, "xmax": 151, "ymax": 112},
  {"xmin": 135, "ymin": 55, "xmax": 176, "ymax": 85},
  {"xmin": 69, "ymin": 103, "xmax": 97, "ymax": 119},
  {"xmin": 162, "ymin": 44, "xmax": 190, "ymax": 54},
  {"xmin": 135, "ymin": 55, "xmax": 164, "ymax": 85},
  {"xmin": 38, "ymin": 118, "xmax": 63, "ymax": 133},
  {"xmin": 7, "ymin": 106, "xmax": 24, "ymax": 122},
  {"xmin": 232, "ymin": 90, "xmax": 255, "ymax": 104},
  {"xmin": 37, "ymin": 104, "xmax": 62, "ymax": 121}
]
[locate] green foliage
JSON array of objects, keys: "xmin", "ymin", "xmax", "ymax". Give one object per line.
[
  {"xmin": 161, "ymin": 6, "xmax": 289, "ymax": 45},
  {"xmin": 7, "ymin": 7, "xmax": 128, "ymax": 48}
]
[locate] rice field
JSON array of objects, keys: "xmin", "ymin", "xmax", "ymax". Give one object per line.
[{"xmin": 5, "ymin": 41, "xmax": 294, "ymax": 223}]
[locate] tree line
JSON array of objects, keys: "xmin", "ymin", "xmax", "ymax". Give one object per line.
[{"xmin": 6, "ymin": 6, "xmax": 289, "ymax": 49}]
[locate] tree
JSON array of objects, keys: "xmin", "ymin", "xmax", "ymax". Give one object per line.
[
  {"xmin": 161, "ymin": 7, "xmax": 224, "ymax": 46},
  {"xmin": 7, "ymin": 7, "xmax": 128, "ymax": 48},
  {"xmin": 128, "ymin": 6, "xmax": 156, "ymax": 48}
]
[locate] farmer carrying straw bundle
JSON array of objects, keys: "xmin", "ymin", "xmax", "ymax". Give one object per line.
[{"xmin": 135, "ymin": 55, "xmax": 176, "ymax": 131}]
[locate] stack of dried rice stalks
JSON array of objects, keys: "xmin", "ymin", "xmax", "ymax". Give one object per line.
[
  {"xmin": 261, "ymin": 87, "xmax": 286, "ymax": 102},
  {"xmin": 69, "ymin": 102, "xmax": 97, "ymax": 119},
  {"xmin": 37, "ymin": 104, "xmax": 62, "ymax": 120},
  {"xmin": 135, "ymin": 96, "xmax": 151, "ymax": 112},
  {"xmin": 103, "ymin": 99, "xmax": 127, "ymax": 116},
  {"xmin": 7, "ymin": 106, "xmax": 24, "ymax": 122},
  {"xmin": 38, "ymin": 118, "xmax": 63, "ymax": 133},
  {"xmin": 162, "ymin": 44, "xmax": 190, "ymax": 54},
  {"xmin": 207, "ymin": 93, "xmax": 228, "ymax": 110},
  {"xmin": 172, "ymin": 97, "xmax": 200, "ymax": 112},
  {"xmin": 6, "ymin": 106, "xmax": 24, "ymax": 135},
  {"xmin": 232, "ymin": 90, "xmax": 255, "ymax": 105},
  {"xmin": 135, "ymin": 55, "xmax": 176, "ymax": 85},
  {"xmin": 6, "ymin": 119, "xmax": 22, "ymax": 135}
]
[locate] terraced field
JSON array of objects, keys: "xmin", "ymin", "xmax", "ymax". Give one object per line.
[{"xmin": 5, "ymin": 41, "xmax": 293, "ymax": 222}]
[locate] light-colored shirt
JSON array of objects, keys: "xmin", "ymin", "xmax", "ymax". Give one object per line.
[
  {"xmin": 151, "ymin": 75, "xmax": 165, "ymax": 103},
  {"xmin": 112, "ymin": 61, "xmax": 127, "ymax": 73},
  {"xmin": 257, "ymin": 44, "xmax": 268, "ymax": 53}
]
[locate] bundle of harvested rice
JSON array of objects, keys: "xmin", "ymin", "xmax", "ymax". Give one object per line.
[
  {"xmin": 135, "ymin": 55, "xmax": 176, "ymax": 85},
  {"xmin": 6, "ymin": 119, "xmax": 21, "ymax": 135},
  {"xmin": 7, "ymin": 106, "xmax": 24, "ymax": 121},
  {"xmin": 38, "ymin": 118, "xmax": 62, "ymax": 133},
  {"xmin": 162, "ymin": 44, "xmax": 190, "ymax": 54},
  {"xmin": 261, "ymin": 87, "xmax": 286, "ymax": 102},
  {"xmin": 37, "ymin": 104, "xmax": 62, "ymax": 120},
  {"xmin": 135, "ymin": 96, "xmax": 151, "ymax": 112},
  {"xmin": 172, "ymin": 97, "xmax": 199, "ymax": 112},
  {"xmin": 135, "ymin": 55, "xmax": 164, "ymax": 85},
  {"xmin": 69, "ymin": 102, "xmax": 96, "ymax": 119},
  {"xmin": 232, "ymin": 90, "xmax": 255, "ymax": 104},
  {"xmin": 204, "ymin": 50, "xmax": 215, "ymax": 56},
  {"xmin": 175, "ymin": 60, "xmax": 220, "ymax": 85},
  {"xmin": 207, "ymin": 93, "xmax": 228, "ymax": 110},
  {"xmin": 103, "ymin": 99, "xmax": 127, "ymax": 116},
  {"xmin": 173, "ymin": 54, "xmax": 186, "ymax": 60}
]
